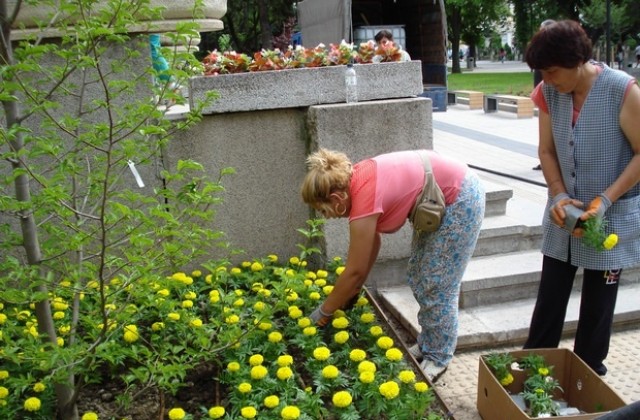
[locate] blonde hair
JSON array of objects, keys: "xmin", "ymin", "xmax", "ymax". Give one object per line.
[{"xmin": 300, "ymin": 148, "xmax": 352, "ymax": 206}]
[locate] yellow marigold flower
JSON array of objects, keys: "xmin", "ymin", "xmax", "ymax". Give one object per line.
[
  {"xmin": 332, "ymin": 317, "xmax": 349, "ymax": 329},
  {"xmin": 168, "ymin": 407, "xmax": 186, "ymax": 420},
  {"xmin": 314, "ymin": 279, "xmax": 327, "ymax": 287},
  {"xmin": 87, "ymin": 280, "xmax": 100, "ymax": 289},
  {"xmin": 33, "ymin": 382, "xmax": 46, "ymax": 392},
  {"xmin": 52, "ymin": 299, "xmax": 69, "ymax": 311},
  {"xmin": 306, "ymin": 271, "xmax": 317, "ymax": 280},
  {"xmin": 251, "ymin": 282, "xmax": 264, "ymax": 292},
  {"xmin": 17, "ymin": 310, "xmax": 32, "ymax": 320},
  {"xmin": 286, "ymin": 291, "xmax": 298, "ymax": 302},
  {"xmin": 171, "ymin": 272, "xmax": 187, "ymax": 282},
  {"xmin": 181, "ymin": 300, "xmax": 194, "ymax": 309},
  {"xmin": 241, "ymin": 261, "xmax": 252, "ymax": 268},
  {"xmin": 289, "ymin": 256, "xmax": 300, "ymax": 265},
  {"xmin": 184, "ymin": 291, "xmax": 197, "ymax": 300},
  {"xmin": 322, "ymin": 285, "xmax": 334, "ymax": 295},
  {"xmin": 285, "ymin": 269, "xmax": 296, "ymax": 277},
  {"xmin": 0, "ymin": 386, "xmax": 8, "ymax": 398},
  {"xmin": 81, "ymin": 412, "xmax": 98, "ymax": 420},
  {"xmin": 225, "ymin": 314, "xmax": 239, "ymax": 324},
  {"xmin": 238, "ymin": 382, "xmax": 252, "ymax": 393},
  {"xmin": 355, "ymin": 296, "xmax": 369, "ymax": 306},
  {"xmin": 360, "ymin": 312, "xmax": 375, "ymax": 323},
  {"xmin": 250, "ymin": 262, "xmax": 263, "ymax": 272},
  {"xmin": 168, "ymin": 312, "xmax": 181, "ymax": 321},
  {"xmin": 104, "ymin": 303, "xmax": 116, "ymax": 311},
  {"xmin": 60, "ymin": 280, "xmax": 72, "ymax": 288},
  {"xmin": 358, "ymin": 360, "xmax": 377, "ymax": 373},
  {"xmin": 376, "ymin": 336, "xmax": 394, "ymax": 349},
  {"xmin": 500, "ymin": 373, "xmax": 514, "ymax": 386},
  {"xmin": 538, "ymin": 367, "xmax": 549, "ymax": 376},
  {"xmin": 189, "ymin": 318, "xmax": 203, "ymax": 328},
  {"xmin": 26, "ymin": 325, "xmax": 39, "ymax": 338},
  {"xmin": 241, "ymin": 407, "xmax": 257, "ymax": 419},
  {"xmin": 205, "ymin": 274, "xmax": 213, "ymax": 284},
  {"xmin": 303, "ymin": 279, "xmax": 313, "ymax": 287},
  {"xmin": 58, "ymin": 325, "xmax": 71, "ymax": 335},
  {"xmin": 259, "ymin": 322, "xmax": 272, "ymax": 331},
  {"xmin": 379, "ymin": 381, "xmax": 400, "ymax": 400},
  {"xmin": 251, "ymin": 365, "xmax": 269, "ymax": 380},
  {"xmin": 230, "ymin": 267, "xmax": 242, "ymax": 275},
  {"xmin": 359, "ymin": 370, "xmax": 375, "ymax": 383},
  {"xmin": 289, "ymin": 306, "xmax": 302, "ymax": 319},
  {"xmin": 157, "ymin": 289, "xmax": 170, "ymax": 297},
  {"xmin": 209, "ymin": 290, "xmax": 220, "ymax": 303},
  {"xmin": 349, "ymin": 349, "xmax": 367, "ymax": 362},
  {"xmin": 334, "ymin": 331, "xmax": 350, "ymax": 344},
  {"xmin": 322, "ymin": 365, "xmax": 339, "ymax": 379},
  {"xmin": 415, "ymin": 381, "xmax": 429, "ymax": 392},
  {"xmin": 336, "ymin": 266, "xmax": 346, "ymax": 275},
  {"xmin": 370, "ymin": 325, "xmax": 383, "ymax": 336},
  {"xmin": 0, "ymin": 313, "xmax": 7, "ymax": 324},
  {"xmin": 313, "ymin": 346, "xmax": 331, "ymax": 361},
  {"xmin": 303, "ymin": 326, "xmax": 317, "ymax": 336},
  {"xmin": 309, "ymin": 292, "xmax": 321, "ymax": 300},
  {"xmin": 264, "ymin": 395, "xmax": 279, "ymax": 408},
  {"xmin": 259, "ymin": 288, "xmax": 271, "ymax": 297},
  {"xmin": 603, "ymin": 234, "xmax": 618, "ymax": 250},
  {"xmin": 281, "ymin": 405, "xmax": 301, "ymax": 419},
  {"xmin": 386, "ymin": 348, "xmax": 403, "ymax": 362},
  {"xmin": 24, "ymin": 396, "xmax": 41, "ymax": 412},
  {"xmin": 268, "ymin": 332, "xmax": 283, "ymax": 343},
  {"xmin": 191, "ymin": 270, "xmax": 202, "ymax": 277},
  {"xmin": 110, "ymin": 277, "xmax": 122, "ymax": 286},
  {"xmin": 316, "ymin": 269, "xmax": 328, "ymax": 278},
  {"xmin": 123, "ymin": 325, "xmax": 139, "ymax": 343},
  {"xmin": 254, "ymin": 301, "xmax": 265, "ymax": 311},
  {"xmin": 57, "ymin": 337, "xmax": 64, "ymax": 346},
  {"xmin": 297, "ymin": 317, "xmax": 311, "ymax": 328},
  {"xmin": 233, "ymin": 299, "xmax": 244, "ymax": 308},
  {"xmin": 249, "ymin": 354, "xmax": 264, "ymax": 366},
  {"xmin": 277, "ymin": 366, "xmax": 293, "ymax": 380},
  {"xmin": 152, "ymin": 322, "xmax": 165, "ymax": 331},
  {"xmin": 332, "ymin": 391, "xmax": 352, "ymax": 408},
  {"xmin": 53, "ymin": 311, "xmax": 65, "ymax": 320},
  {"xmin": 268, "ymin": 254, "xmax": 278, "ymax": 263},
  {"xmin": 398, "ymin": 370, "xmax": 416, "ymax": 383},
  {"xmin": 208, "ymin": 406, "xmax": 225, "ymax": 418},
  {"xmin": 227, "ymin": 361, "xmax": 240, "ymax": 372},
  {"xmin": 277, "ymin": 355, "xmax": 293, "ymax": 367}
]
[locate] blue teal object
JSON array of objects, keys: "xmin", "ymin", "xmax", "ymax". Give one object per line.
[{"xmin": 149, "ymin": 34, "xmax": 170, "ymax": 82}]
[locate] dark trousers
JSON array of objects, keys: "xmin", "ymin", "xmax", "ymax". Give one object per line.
[{"xmin": 524, "ymin": 255, "xmax": 620, "ymax": 375}]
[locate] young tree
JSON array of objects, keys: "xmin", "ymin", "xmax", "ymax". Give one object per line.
[{"xmin": 0, "ymin": 1, "xmax": 230, "ymax": 418}]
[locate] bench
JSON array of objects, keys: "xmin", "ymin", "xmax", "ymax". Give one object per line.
[
  {"xmin": 447, "ymin": 90, "xmax": 484, "ymax": 110},
  {"xmin": 483, "ymin": 94, "xmax": 534, "ymax": 118}
]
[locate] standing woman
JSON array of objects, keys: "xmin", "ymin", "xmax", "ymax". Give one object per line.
[
  {"xmin": 300, "ymin": 148, "xmax": 485, "ymax": 381},
  {"xmin": 523, "ymin": 20, "xmax": 640, "ymax": 375}
]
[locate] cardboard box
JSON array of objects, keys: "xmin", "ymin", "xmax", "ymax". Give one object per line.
[{"xmin": 477, "ymin": 348, "xmax": 626, "ymax": 419}]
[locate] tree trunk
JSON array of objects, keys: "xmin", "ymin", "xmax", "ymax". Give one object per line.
[{"xmin": 257, "ymin": 0, "xmax": 272, "ymax": 49}]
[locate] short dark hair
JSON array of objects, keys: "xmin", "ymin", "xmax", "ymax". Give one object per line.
[
  {"xmin": 525, "ymin": 20, "xmax": 592, "ymax": 70},
  {"xmin": 375, "ymin": 29, "xmax": 394, "ymax": 43}
]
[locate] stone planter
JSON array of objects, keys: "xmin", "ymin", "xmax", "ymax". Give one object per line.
[
  {"xmin": 9, "ymin": 0, "xmax": 226, "ymax": 38},
  {"xmin": 189, "ymin": 60, "xmax": 425, "ymax": 114}
]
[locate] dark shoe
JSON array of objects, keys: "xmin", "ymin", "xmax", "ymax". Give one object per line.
[{"xmin": 533, "ymin": 163, "xmax": 542, "ymax": 170}]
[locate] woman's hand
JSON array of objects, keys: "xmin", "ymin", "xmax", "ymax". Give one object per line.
[{"xmin": 549, "ymin": 192, "xmax": 583, "ymax": 227}]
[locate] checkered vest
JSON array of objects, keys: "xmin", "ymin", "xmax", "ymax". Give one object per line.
[{"xmin": 541, "ymin": 63, "xmax": 640, "ymax": 270}]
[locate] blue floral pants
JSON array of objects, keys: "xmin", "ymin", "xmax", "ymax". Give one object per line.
[{"xmin": 407, "ymin": 171, "xmax": 485, "ymax": 367}]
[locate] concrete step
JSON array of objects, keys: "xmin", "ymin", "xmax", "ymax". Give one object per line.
[
  {"xmin": 377, "ymin": 281, "xmax": 640, "ymax": 351},
  {"xmin": 482, "ymin": 178, "xmax": 512, "ymax": 217}
]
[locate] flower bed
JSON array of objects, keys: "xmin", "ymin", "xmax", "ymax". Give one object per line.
[{"xmin": 0, "ymin": 251, "xmax": 450, "ymax": 419}]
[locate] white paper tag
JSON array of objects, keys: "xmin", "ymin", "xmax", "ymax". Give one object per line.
[{"xmin": 127, "ymin": 160, "xmax": 145, "ymax": 188}]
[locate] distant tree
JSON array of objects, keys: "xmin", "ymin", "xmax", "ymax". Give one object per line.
[{"xmin": 199, "ymin": 0, "xmax": 296, "ymax": 56}]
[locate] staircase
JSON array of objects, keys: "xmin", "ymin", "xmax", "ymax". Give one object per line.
[{"xmin": 373, "ymin": 174, "xmax": 640, "ymax": 351}]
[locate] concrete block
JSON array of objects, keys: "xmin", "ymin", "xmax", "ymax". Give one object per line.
[{"xmin": 190, "ymin": 61, "xmax": 424, "ymax": 114}]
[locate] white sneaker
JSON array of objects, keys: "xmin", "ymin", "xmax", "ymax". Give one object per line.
[
  {"xmin": 420, "ymin": 360, "xmax": 447, "ymax": 383},
  {"xmin": 408, "ymin": 344, "xmax": 423, "ymax": 361}
]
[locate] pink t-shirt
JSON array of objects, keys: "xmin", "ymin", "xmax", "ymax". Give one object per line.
[{"xmin": 349, "ymin": 150, "xmax": 467, "ymax": 233}]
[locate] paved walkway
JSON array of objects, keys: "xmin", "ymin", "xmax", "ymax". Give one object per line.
[{"xmin": 428, "ymin": 102, "xmax": 640, "ymax": 420}]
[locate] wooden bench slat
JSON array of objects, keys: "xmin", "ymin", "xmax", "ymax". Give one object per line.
[{"xmin": 483, "ymin": 94, "xmax": 534, "ymax": 118}]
